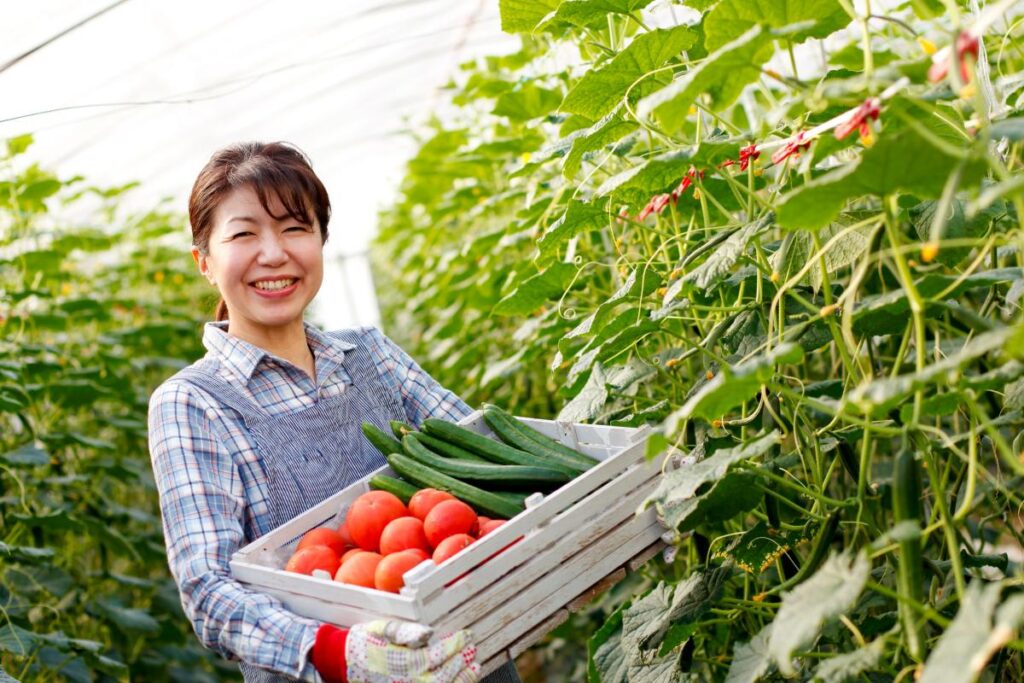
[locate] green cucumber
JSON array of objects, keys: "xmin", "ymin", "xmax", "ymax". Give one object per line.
[
  {"xmin": 385, "ymin": 452, "xmax": 523, "ymax": 519},
  {"xmin": 368, "ymin": 475, "xmax": 419, "ymax": 504},
  {"xmin": 416, "ymin": 432, "xmax": 490, "ymax": 463},
  {"xmin": 893, "ymin": 449, "xmax": 925, "ymax": 661},
  {"xmin": 482, "ymin": 404, "xmax": 598, "ymax": 472},
  {"xmin": 421, "ymin": 418, "xmax": 578, "ymax": 477},
  {"xmin": 403, "ymin": 434, "xmax": 571, "ymax": 486},
  {"xmin": 362, "ymin": 422, "xmax": 403, "ymax": 456},
  {"xmin": 390, "ymin": 420, "xmax": 417, "ymax": 440}
]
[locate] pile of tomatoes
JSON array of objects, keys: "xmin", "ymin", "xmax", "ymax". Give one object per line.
[{"xmin": 283, "ymin": 488, "xmax": 506, "ymax": 593}]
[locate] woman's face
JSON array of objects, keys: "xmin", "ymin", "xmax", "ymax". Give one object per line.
[{"xmin": 193, "ymin": 184, "xmax": 323, "ymax": 337}]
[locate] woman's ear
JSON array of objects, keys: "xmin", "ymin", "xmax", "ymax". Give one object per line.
[{"xmin": 192, "ymin": 248, "xmax": 216, "ymax": 286}]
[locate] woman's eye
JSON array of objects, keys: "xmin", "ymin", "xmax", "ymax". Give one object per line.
[
  {"xmin": 287, "ymin": 226, "xmax": 308, "ymax": 232},
  {"xmin": 232, "ymin": 231, "xmax": 253, "ymax": 238}
]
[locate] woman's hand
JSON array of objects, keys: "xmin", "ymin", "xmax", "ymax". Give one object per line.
[{"xmin": 346, "ymin": 620, "xmax": 480, "ymax": 683}]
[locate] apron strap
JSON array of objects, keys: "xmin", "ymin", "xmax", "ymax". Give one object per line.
[
  {"xmin": 327, "ymin": 330, "xmax": 406, "ymax": 416},
  {"xmin": 174, "ymin": 365, "xmax": 270, "ymax": 428}
]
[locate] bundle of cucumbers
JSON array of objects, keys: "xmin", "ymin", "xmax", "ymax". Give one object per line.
[{"xmin": 360, "ymin": 404, "xmax": 599, "ymax": 520}]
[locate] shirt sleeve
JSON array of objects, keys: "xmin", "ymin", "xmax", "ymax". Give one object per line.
[
  {"xmin": 366, "ymin": 328, "xmax": 474, "ymax": 426},
  {"xmin": 147, "ymin": 379, "xmax": 324, "ymax": 681}
]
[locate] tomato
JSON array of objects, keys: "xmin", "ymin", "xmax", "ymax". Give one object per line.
[
  {"xmin": 340, "ymin": 547, "xmax": 364, "ymax": 564},
  {"xmin": 432, "ymin": 533, "xmax": 475, "ymax": 565},
  {"xmin": 423, "ymin": 499, "xmax": 477, "ymax": 548},
  {"xmin": 408, "ymin": 488, "xmax": 456, "ymax": 521},
  {"xmin": 346, "ymin": 491, "xmax": 408, "ymax": 552},
  {"xmin": 374, "ymin": 549, "xmax": 430, "ymax": 593},
  {"xmin": 337, "ymin": 519, "xmax": 355, "ymax": 547},
  {"xmin": 334, "ymin": 551, "xmax": 382, "ymax": 588},
  {"xmin": 477, "ymin": 519, "xmax": 506, "ymax": 537},
  {"xmin": 284, "ymin": 545, "xmax": 340, "ymax": 577},
  {"xmin": 379, "ymin": 516, "xmax": 430, "ymax": 556},
  {"xmin": 296, "ymin": 527, "xmax": 347, "ymax": 556}
]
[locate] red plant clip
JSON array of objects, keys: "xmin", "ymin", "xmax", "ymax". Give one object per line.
[
  {"xmin": 927, "ymin": 31, "xmax": 980, "ymax": 84},
  {"xmin": 770, "ymin": 132, "xmax": 812, "ymax": 165},
  {"xmin": 835, "ymin": 98, "xmax": 881, "ymax": 141},
  {"xmin": 738, "ymin": 144, "xmax": 760, "ymax": 171},
  {"xmin": 637, "ymin": 194, "xmax": 671, "ymax": 221}
]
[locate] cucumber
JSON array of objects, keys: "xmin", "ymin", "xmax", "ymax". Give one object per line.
[
  {"xmin": 416, "ymin": 432, "xmax": 490, "ymax": 463},
  {"xmin": 403, "ymin": 434, "xmax": 571, "ymax": 486},
  {"xmin": 385, "ymin": 452, "xmax": 524, "ymax": 519},
  {"xmin": 893, "ymin": 449, "xmax": 925, "ymax": 661},
  {"xmin": 481, "ymin": 404, "xmax": 598, "ymax": 472},
  {"xmin": 421, "ymin": 418, "xmax": 578, "ymax": 477},
  {"xmin": 362, "ymin": 422, "xmax": 403, "ymax": 456},
  {"xmin": 390, "ymin": 420, "xmax": 417, "ymax": 440},
  {"xmin": 368, "ymin": 475, "xmax": 419, "ymax": 504}
]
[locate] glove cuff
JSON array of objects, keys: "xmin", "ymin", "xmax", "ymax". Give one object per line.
[{"xmin": 312, "ymin": 624, "xmax": 349, "ymax": 683}]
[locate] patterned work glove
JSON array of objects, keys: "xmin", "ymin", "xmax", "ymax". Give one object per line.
[{"xmin": 345, "ymin": 620, "xmax": 480, "ymax": 683}]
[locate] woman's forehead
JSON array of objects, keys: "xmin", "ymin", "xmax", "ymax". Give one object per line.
[{"xmin": 216, "ymin": 185, "xmax": 312, "ymax": 224}]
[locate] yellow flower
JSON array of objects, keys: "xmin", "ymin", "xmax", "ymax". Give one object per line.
[
  {"xmin": 921, "ymin": 242, "xmax": 939, "ymax": 263},
  {"xmin": 60, "ymin": 282, "xmax": 72, "ymax": 296},
  {"xmin": 918, "ymin": 37, "xmax": 937, "ymax": 56},
  {"xmin": 172, "ymin": 273, "xmax": 185, "ymax": 285},
  {"xmin": 154, "ymin": 271, "xmax": 165, "ymax": 283}
]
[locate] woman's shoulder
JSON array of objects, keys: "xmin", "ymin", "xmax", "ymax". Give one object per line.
[
  {"xmin": 148, "ymin": 358, "xmax": 222, "ymax": 414},
  {"xmin": 322, "ymin": 325, "xmax": 389, "ymax": 348}
]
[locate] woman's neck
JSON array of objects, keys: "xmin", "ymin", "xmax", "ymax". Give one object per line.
[{"xmin": 225, "ymin": 318, "xmax": 316, "ymax": 381}]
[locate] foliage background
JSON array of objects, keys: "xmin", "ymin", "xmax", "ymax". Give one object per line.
[
  {"xmin": 0, "ymin": 136, "xmax": 238, "ymax": 681},
  {"xmin": 371, "ymin": 0, "xmax": 1024, "ymax": 680}
]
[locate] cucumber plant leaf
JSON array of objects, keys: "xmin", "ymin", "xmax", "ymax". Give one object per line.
[
  {"xmin": 498, "ymin": 0, "xmax": 561, "ymax": 33},
  {"xmin": 812, "ymin": 638, "xmax": 885, "ymax": 683},
  {"xmin": 724, "ymin": 624, "xmax": 774, "ymax": 683},
  {"xmin": 561, "ymin": 25, "xmax": 697, "ymax": 121},
  {"xmin": 703, "ymin": 0, "xmax": 851, "ymax": 52},
  {"xmin": 492, "ymin": 262, "xmax": 577, "ymax": 316}
]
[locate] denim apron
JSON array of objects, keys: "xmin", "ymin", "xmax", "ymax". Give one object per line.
[{"xmin": 176, "ymin": 331, "xmax": 520, "ymax": 683}]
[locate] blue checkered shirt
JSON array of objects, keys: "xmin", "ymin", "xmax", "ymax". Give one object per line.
[{"xmin": 147, "ymin": 320, "xmax": 472, "ymax": 680}]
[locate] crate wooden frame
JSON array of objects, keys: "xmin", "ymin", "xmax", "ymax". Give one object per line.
[{"xmin": 230, "ymin": 411, "xmax": 667, "ymax": 671}]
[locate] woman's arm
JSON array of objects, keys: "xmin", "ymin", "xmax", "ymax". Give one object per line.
[
  {"xmin": 369, "ymin": 328, "xmax": 474, "ymax": 425},
  {"xmin": 147, "ymin": 380, "xmax": 326, "ymax": 681}
]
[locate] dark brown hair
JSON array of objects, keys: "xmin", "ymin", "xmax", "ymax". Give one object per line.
[{"xmin": 188, "ymin": 141, "xmax": 331, "ymax": 321}]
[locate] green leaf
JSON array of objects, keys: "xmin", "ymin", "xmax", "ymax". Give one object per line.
[
  {"xmin": 592, "ymin": 600, "xmax": 630, "ymax": 683},
  {"xmin": 92, "ymin": 598, "xmax": 160, "ymax": 633},
  {"xmin": 564, "ymin": 112, "xmax": 639, "ymax": 179},
  {"xmin": 680, "ymin": 470, "xmax": 764, "ymax": 532},
  {"xmin": 989, "ymin": 117, "xmax": 1024, "ymax": 141},
  {"xmin": 493, "ymin": 83, "xmax": 563, "ymax": 121},
  {"xmin": 492, "ymin": 262, "xmax": 577, "ymax": 316},
  {"xmin": 715, "ymin": 519, "xmax": 815, "ymax": 574},
  {"xmin": 621, "ymin": 570, "xmax": 727, "ymax": 655},
  {"xmin": 1, "ymin": 443, "xmax": 49, "ymax": 467},
  {"xmin": 0, "ymin": 541, "xmax": 55, "ymax": 563},
  {"xmin": 771, "ymin": 217, "xmax": 874, "ymax": 291},
  {"xmin": 641, "ymin": 431, "xmax": 780, "ymax": 529},
  {"xmin": 812, "ymin": 638, "xmax": 885, "ymax": 683},
  {"xmin": 777, "ymin": 121, "xmax": 988, "ymax": 231},
  {"xmin": 558, "ymin": 362, "xmax": 609, "ymax": 422},
  {"xmin": 672, "ymin": 344, "xmax": 803, "ymax": 423},
  {"xmin": 498, "ymin": 0, "xmax": 560, "ymax": 33},
  {"xmin": 704, "ymin": 0, "xmax": 850, "ymax": 52},
  {"xmin": 540, "ymin": 0, "xmax": 656, "ymax": 32},
  {"xmin": 769, "ymin": 550, "xmax": 870, "ymax": 676},
  {"xmin": 6, "ymin": 133, "xmax": 34, "ymax": 157},
  {"xmin": 596, "ymin": 140, "xmax": 741, "ymax": 199},
  {"xmin": 0, "ymin": 623, "xmax": 37, "ymax": 656},
  {"xmin": 637, "ymin": 26, "xmax": 773, "ymax": 134},
  {"xmin": 561, "ymin": 25, "xmax": 697, "ymax": 121},
  {"xmin": 683, "ymin": 213, "xmax": 774, "ymax": 291},
  {"xmin": 920, "ymin": 583, "xmax": 1024, "ymax": 683},
  {"xmin": 538, "ymin": 201, "xmax": 609, "ymax": 259},
  {"xmin": 725, "ymin": 624, "xmax": 773, "ymax": 683},
  {"xmin": 909, "ymin": 194, "xmax": 995, "ymax": 267}
]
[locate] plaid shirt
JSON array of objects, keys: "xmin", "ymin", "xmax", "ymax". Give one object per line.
[{"xmin": 147, "ymin": 320, "xmax": 472, "ymax": 680}]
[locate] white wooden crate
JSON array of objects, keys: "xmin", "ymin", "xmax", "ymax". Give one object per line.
[{"xmin": 230, "ymin": 411, "xmax": 665, "ymax": 659}]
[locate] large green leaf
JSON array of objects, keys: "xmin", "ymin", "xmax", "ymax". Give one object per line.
[
  {"xmin": 671, "ymin": 344, "xmax": 804, "ymax": 423},
  {"xmin": 564, "ymin": 112, "xmax": 638, "ymax": 179},
  {"xmin": 640, "ymin": 431, "xmax": 780, "ymax": 529},
  {"xmin": 683, "ymin": 213, "xmax": 774, "ymax": 291},
  {"xmin": 637, "ymin": 26, "xmax": 774, "ymax": 133},
  {"xmin": 539, "ymin": 0, "xmax": 656, "ymax": 32},
  {"xmin": 561, "ymin": 25, "xmax": 697, "ymax": 121},
  {"xmin": 538, "ymin": 201, "xmax": 609, "ymax": 260},
  {"xmin": 498, "ymin": 0, "xmax": 560, "ymax": 33},
  {"xmin": 558, "ymin": 362, "xmax": 610, "ymax": 422},
  {"xmin": 493, "ymin": 83, "xmax": 563, "ymax": 121},
  {"xmin": 777, "ymin": 121, "xmax": 988, "ymax": 231},
  {"xmin": 919, "ymin": 584, "xmax": 1024, "ymax": 683},
  {"xmin": 492, "ymin": 262, "xmax": 578, "ymax": 316},
  {"xmin": 769, "ymin": 550, "xmax": 870, "ymax": 676},
  {"xmin": 725, "ymin": 624, "xmax": 774, "ymax": 683},
  {"xmin": 704, "ymin": 0, "xmax": 850, "ymax": 52},
  {"xmin": 771, "ymin": 217, "xmax": 875, "ymax": 291},
  {"xmin": 813, "ymin": 638, "xmax": 885, "ymax": 683}
]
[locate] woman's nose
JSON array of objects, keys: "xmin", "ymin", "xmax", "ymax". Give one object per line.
[{"xmin": 256, "ymin": 234, "xmax": 288, "ymax": 264}]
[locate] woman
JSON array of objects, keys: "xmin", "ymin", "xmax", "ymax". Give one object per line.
[{"xmin": 148, "ymin": 142, "xmax": 520, "ymax": 682}]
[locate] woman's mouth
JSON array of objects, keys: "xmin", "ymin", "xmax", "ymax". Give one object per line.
[{"xmin": 250, "ymin": 278, "xmax": 299, "ymax": 297}]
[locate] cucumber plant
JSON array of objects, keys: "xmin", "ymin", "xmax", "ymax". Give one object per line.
[{"xmin": 372, "ymin": 0, "xmax": 1024, "ymax": 679}]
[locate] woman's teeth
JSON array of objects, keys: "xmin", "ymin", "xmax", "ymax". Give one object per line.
[{"xmin": 253, "ymin": 279, "xmax": 297, "ymax": 291}]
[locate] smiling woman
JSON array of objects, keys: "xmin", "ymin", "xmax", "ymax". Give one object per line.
[{"xmin": 145, "ymin": 142, "xmax": 516, "ymax": 683}]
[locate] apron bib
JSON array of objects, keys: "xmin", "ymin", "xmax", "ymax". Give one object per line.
[{"xmin": 176, "ymin": 334, "xmax": 519, "ymax": 682}]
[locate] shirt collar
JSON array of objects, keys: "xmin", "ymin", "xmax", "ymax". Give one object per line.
[{"xmin": 202, "ymin": 320, "xmax": 355, "ymax": 384}]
